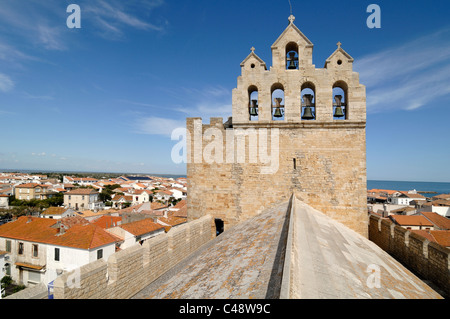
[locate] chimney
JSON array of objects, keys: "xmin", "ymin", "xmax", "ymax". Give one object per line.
[
  {"xmin": 27, "ymin": 215, "xmax": 33, "ymax": 223},
  {"xmin": 383, "ymin": 203, "xmax": 389, "ymax": 218},
  {"xmin": 55, "ymin": 220, "xmax": 66, "ymax": 235}
]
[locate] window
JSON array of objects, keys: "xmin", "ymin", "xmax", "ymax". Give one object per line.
[
  {"xmin": 18, "ymin": 242, "xmax": 24, "ymax": 255},
  {"xmin": 301, "ymin": 82, "xmax": 316, "ymax": 120},
  {"xmin": 285, "ymin": 42, "xmax": 299, "ymax": 70},
  {"xmin": 293, "ymin": 158, "xmax": 297, "ymax": 170},
  {"xmin": 32, "ymin": 244, "xmax": 38, "ymax": 257},
  {"xmin": 271, "ymin": 83, "xmax": 285, "ymax": 120},
  {"xmin": 97, "ymin": 249, "xmax": 103, "ymax": 260},
  {"xmin": 55, "ymin": 248, "xmax": 60, "ymax": 261},
  {"xmin": 248, "ymin": 85, "xmax": 259, "ymax": 121},
  {"xmin": 28, "ymin": 270, "xmax": 41, "ymax": 283},
  {"xmin": 333, "ymin": 81, "xmax": 348, "ymax": 120},
  {"xmin": 6, "ymin": 240, "xmax": 11, "ymax": 252}
]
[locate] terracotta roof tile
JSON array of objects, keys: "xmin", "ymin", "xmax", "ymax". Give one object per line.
[
  {"xmin": 0, "ymin": 216, "xmax": 117, "ymax": 249},
  {"xmin": 120, "ymin": 218, "xmax": 164, "ymax": 236},
  {"xmin": 421, "ymin": 212, "xmax": 450, "ymax": 230},
  {"xmin": 390, "ymin": 215, "xmax": 434, "ymax": 227},
  {"xmin": 65, "ymin": 188, "xmax": 99, "ymax": 195}
]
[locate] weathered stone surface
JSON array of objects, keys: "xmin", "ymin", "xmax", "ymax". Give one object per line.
[{"xmin": 187, "ymin": 15, "xmax": 367, "ymax": 237}]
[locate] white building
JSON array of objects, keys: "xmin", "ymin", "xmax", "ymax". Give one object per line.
[
  {"xmin": 132, "ymin": 189, "xmax": 153, "ymax": 206},
  {"xmin": 390, "ymin": 191, "xmax": 426, "ymax": 206},
  {"xmin": 420, "ymin": 200, "xmax": 450, "ymax": 218},
  {"xmin": 0, "ymin": 216, "xmax": 117, "ymax": 288},
  {"xmin": 0, "ymin": 195, "xmax": 8, "ymax": 209}
]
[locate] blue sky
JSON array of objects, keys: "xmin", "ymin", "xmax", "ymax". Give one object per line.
[{"xmin": 0, "ymin": 0, "xmax": 449, "ymax": 182}]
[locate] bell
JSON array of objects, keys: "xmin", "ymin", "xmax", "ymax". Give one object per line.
[
  {"xmin": 302, "ymin": 106, "xmax": 314, "ymax": 120},
  {"xmin": 273, "ymin": 97, "xmax": 283, "ymax": 118},
  {"xmin": 287, "ymin": 52, "xmax": 298, "ymax": 70},
  {"xmin": 273, "ymin": 107, "xmax": 283, "ymax": 118},
  {"xmin": 333, "ymin": 95, "xmax": 345, "ymax": 118},
  {"xmin": 334, "ymin": 106, "xmax": 345, "ymax": 118},
  {"xmin": 249, "ymin": 100, "xmax": 258, "ymax": 116},
  {"xmin": 301, "ymin": 94, "xmax": 315, "ymax": 120}
]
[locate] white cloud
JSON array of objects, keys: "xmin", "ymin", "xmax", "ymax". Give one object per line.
[
  {"xmin": 131, "ymin": 84, "xmax": 232, "ymax": 136},
  {"xmin": 32, "ymin": 152, "xmax": 47, "ymax": 157},
  {"xmin": 134, "ymin": 116, "xmax": 185, "ymax": 136},
  {"xmin": 0, "ymin": 73, "xmax": 14, "ymax": 92},
  {"xmin": 85, "ymin": 0, "xmax": 166, "ymax": 38},
  {"xmin": 354, "ymin": 28, "xmax": 450, "ymax": 113},
  {"xmin": 37, "ymin": 25, "xmax": 66, "ymax": 51}
]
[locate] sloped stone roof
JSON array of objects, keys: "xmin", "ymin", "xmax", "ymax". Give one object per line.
[{"xmin": 133, "ymin": 196, "xmax": 442, "ymax": 299}]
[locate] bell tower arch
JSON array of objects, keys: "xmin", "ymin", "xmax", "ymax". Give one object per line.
[{"xmin": 188, "ymin": 15, "xmax": 368, "ymax": 237}]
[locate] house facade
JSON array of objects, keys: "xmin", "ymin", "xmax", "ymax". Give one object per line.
[
  {"xmin": 0, "ymin": 216, "xmax": 117, "ymax": 287},
  {"xmin": 132, "ymin": 190, "xmax": 153, "ymax": 206},
  {"xmin": 64, "ymin": 188, "xmax": 103, "ymax": 211},
  {"xmin": 15, "ymin": 183, "xmax": 55, "ymax": 201},
  {"xmin": 0, "ymin": 195, "xmax": 8, "ymax": 209}
]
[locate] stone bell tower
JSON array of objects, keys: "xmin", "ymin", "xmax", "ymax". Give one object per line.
[{"xmin": 187, "ymin": 15, "xmax": 368, "ymax": 237}]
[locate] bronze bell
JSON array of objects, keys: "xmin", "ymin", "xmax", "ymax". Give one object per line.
[
  {"xmin": 287, "ymin": 52, "xmax": 298, "ymax": 70},
  {"xmin": 301, "ymin": 94, "xmax": 315, "ymax": 120},
  {"xmin": 249, "ymin": 99, "xmax": 258, "ymax": 116},
  {"xmin": 273, "ymin": 97, "xmax": 283, "ymax": 118},
  {"xmin": 333, "ymin": 95, "xmax": 345, "ymax": 118}
]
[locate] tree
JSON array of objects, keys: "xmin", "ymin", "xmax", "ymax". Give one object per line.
[{"xmin": 99, "ymin": 184, "xmax": 121, "ymax": 202}]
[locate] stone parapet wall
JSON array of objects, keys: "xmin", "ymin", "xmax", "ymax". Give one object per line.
[
  {"xmin": 369, "ymin": 214, "xmax": 450, "ymax": 297},
  {"xmin": 52, "ymin": 215, "xmax": 213, "ymax": 299}
]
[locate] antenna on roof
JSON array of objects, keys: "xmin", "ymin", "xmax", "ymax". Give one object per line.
[{"xmin": 288, "ymin": 0, "xmax": 293, "ymax": 15}]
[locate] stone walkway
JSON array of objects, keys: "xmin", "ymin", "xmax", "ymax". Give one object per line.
[
  {"xmin": 133, "ymin": 196, "xmax": 442, "ymax": 299},
  {"xmin": 290, "ymin": 199, "xmax": 442, "ymax": 299},
  {"xmin": 132, "ymin": 200, "xmax": 290, "ymax": 299}
]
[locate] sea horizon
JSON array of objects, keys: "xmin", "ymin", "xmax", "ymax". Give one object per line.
[{"xmin": 1, "ymin": 168, "xmax": 449, "ymax": 196}]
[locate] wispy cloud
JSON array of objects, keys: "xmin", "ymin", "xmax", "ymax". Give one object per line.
[
  {"xmin": 134, "ymin": 117, "xmax": 186, "ymax": 136},
  {"xmin": 0, "ymin": 73, "xmax": 14, "ymax": 92},
  {"xmin": 37, "ymin": 25, "xmax": 66, "ymax": 51},
  {"xmin": 133, "ymin": 85, "xmax": 232, "ymax": 137},
  {"xmin": 85, "ymin": 0, "xmax": 166, "ymax": 38},
  {"xmin": 354, "ymin": 27, "xmax": 450, "ymax": 113}
]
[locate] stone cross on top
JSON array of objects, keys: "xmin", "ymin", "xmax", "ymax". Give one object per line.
[
  {"xmin": 288, "ymin": 15, "xmax": 295, "ymax": 23},
  {"xmin": 337, "ymin": 41, "xmax": 342, "ymax": 49}
]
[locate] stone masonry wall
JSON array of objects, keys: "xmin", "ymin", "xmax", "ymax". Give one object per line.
[
  {"xmin": 53, "ymin": 215, "xmax": 213, "ymax": 299},
  {"xmin": 187, "ymin": 117, "xmax": 368, "ymax": 237},
  {"xmin": 369, "ymin": 214, "xmax": 450, "ymax": 297}
]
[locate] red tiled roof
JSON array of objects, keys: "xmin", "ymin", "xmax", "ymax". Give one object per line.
[
  {"xmin": 390, "ymin": 215, "xmax": 434, "ymax": 227},
  {"xmin": 412, "ymin": 230, "xmax": 450, "ymax": 247},
  {"xmin": 421, "ymin": 212, "xmax": 450, "ymax": 230},
  {"xmin": 42, "ymin": 207, "xmax": 68, "ymax": 216},
  {"xmin": 91, "ymin": 216, "xmax": 122, "ymax": 229},
  {"xmin": 16, "ymin": 183, "xmax": 49, "ymax": 188},
  {"xmin": 65, "ymin": 188, "xmax": 99, "ymax": 195},
  {"xmin": 0, "ymin": 216, "xmax": 117, "ymax": 249},
  {"xmin": 120, "ymin": 218, "xmax": 164, "ymax": 237}
]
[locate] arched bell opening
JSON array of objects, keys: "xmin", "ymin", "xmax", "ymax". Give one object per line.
[
  {"xmin": 248, "ymin": 85, "xmax": 259, "ymax": 121},
  {"xmin": 301, "ymin": 82, "xmax": 316, "ymax": 120},
  {"xmin": 285, "ymin": 42, "xmax": 299, "ymax": 70},
  {"xmin": 333, "ymin": 81, "xmax": 348, "ymax": 120},
  {"xmin": 271, "ymin": 83, "xmax": 285, "ymax": 121}
]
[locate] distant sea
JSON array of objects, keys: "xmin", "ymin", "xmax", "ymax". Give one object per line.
[{"xmin": 367, "ymin": 180, "xmax": 450, "ymax": 197}]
